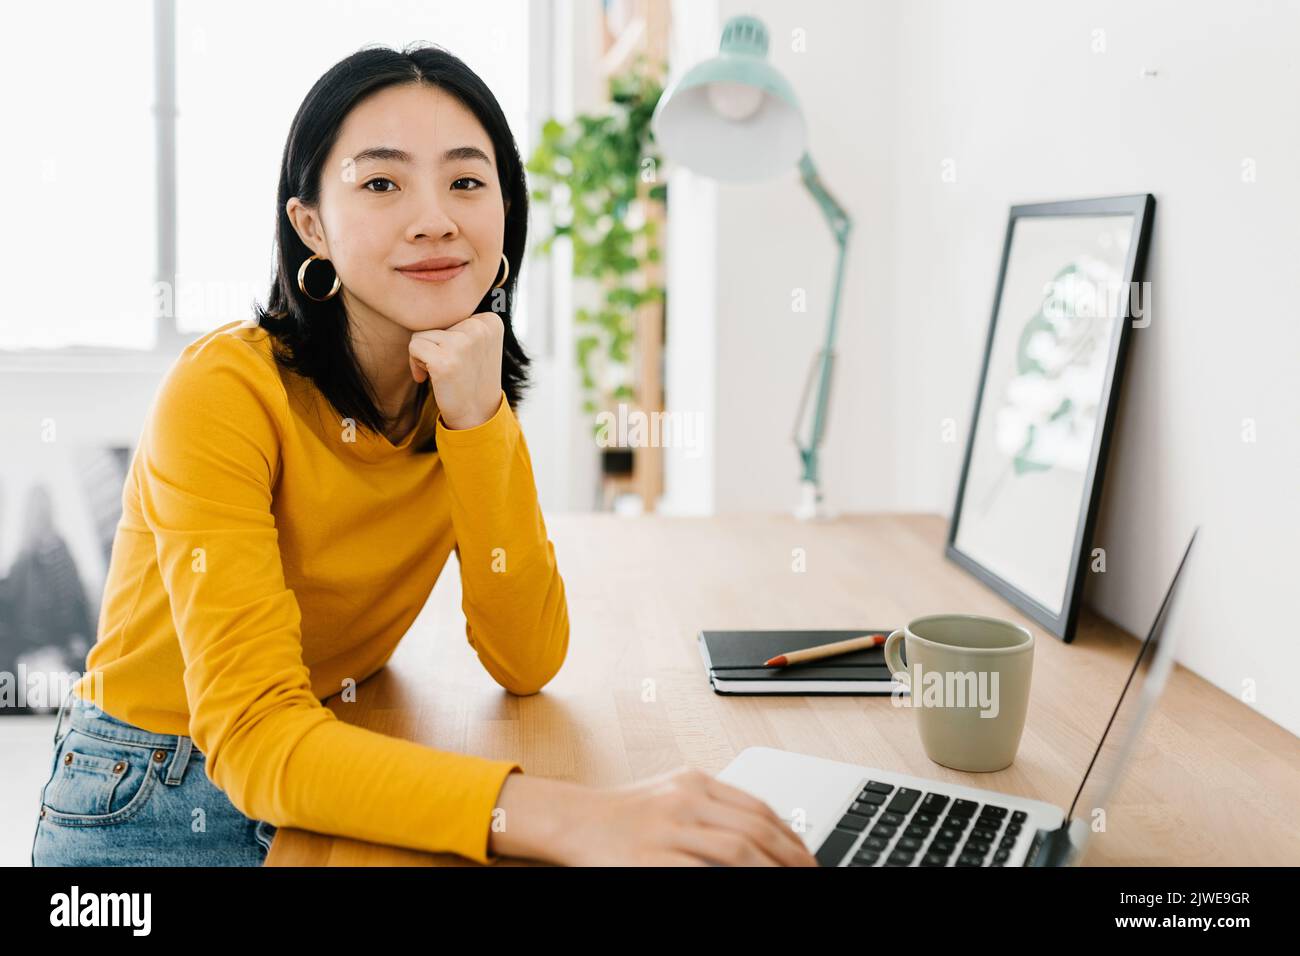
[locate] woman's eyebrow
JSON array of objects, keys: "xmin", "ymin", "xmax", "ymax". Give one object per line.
[
  {"xmin": 441, "ymin": 145, "xmax": 492, "ymax": 166},
  {"xmin": 351, "ymin": 145, "xmax": 491, "ymax": 166}
]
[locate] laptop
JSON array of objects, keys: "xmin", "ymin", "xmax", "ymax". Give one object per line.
[{"xmin": 717, "ymin": 530, "xmax": 1197, "ymax": 867}]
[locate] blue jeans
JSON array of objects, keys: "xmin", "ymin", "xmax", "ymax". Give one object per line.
[{"xmin": 31, "ymin": 687, "xmax": 277, "ymax": 866}]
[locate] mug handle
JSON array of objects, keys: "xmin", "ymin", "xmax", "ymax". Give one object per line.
[{"xmin": 883, "ymin": 628, "xmax": 908, "ymax": 679}]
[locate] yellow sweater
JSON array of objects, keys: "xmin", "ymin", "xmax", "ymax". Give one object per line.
[{"xmin": 72, "ymin": 319, "xmax": 569, "ymax": 864}]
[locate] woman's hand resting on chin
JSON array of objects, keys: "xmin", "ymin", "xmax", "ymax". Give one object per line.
[{"xmin": 409, "ymin": 311, "xmax": 505, "ymax": 430}]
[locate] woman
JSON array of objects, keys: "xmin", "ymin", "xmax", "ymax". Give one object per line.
[{"xmin": 31, "ymin": 44, "xmax": 815, "ymax": 868}]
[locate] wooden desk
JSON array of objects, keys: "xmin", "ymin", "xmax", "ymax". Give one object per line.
[{"xmin": 266, "ymin": 513, "xmax": 1300, "ymax": 866}]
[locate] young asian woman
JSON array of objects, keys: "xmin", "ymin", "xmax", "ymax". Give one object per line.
[{"xmin": 31, "ymin": 43, "xmax": 815, "ymax": 869}]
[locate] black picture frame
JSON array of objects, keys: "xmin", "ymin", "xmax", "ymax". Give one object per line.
[{"xmin": 945, "ymin": 194, "xmax": 1155, "ymax": 643}]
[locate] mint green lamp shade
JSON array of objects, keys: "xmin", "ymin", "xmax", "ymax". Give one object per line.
[{"xmin": 650, "ymin": 15, "xmax": 807, "ymax": 182}]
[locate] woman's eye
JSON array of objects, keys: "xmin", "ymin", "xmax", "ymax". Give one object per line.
[{"xmin": 362, "ymin": 176, "xmax": 483, "ymax": 192}]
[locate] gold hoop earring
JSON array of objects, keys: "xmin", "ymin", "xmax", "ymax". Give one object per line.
[
  {"xmin": 493, "ymin": 253, "xmax": 510, "ymax": 290},
  {"xmin": 298, "ymin": 254, "xmax": 341, "ymax": 301}
]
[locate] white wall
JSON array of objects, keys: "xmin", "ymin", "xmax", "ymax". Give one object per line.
[
  {"xmin": 687, "ymin": 0, "xmax": 1299, "ymax": 735},
  {"xmin": 659, "ymin": 0, "xmax": 721, "ymax": 516}
]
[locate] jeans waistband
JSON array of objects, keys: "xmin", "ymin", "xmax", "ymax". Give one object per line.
[{"xmin": 54, "ymin": 685, "xmax": 199, "ymax": 786}]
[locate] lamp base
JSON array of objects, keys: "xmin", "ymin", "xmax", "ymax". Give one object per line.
[{"xmin": 794, "ymin": 480, "xmax": 837, "ymax": 521}]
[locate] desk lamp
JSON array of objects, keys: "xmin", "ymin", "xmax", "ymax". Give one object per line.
[{"xmin": 651, "ymin": 14, "xmax": 852, "ymax": 519}]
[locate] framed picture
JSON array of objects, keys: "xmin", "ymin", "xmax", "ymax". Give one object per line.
[
  {"xmin": 0, "ymin": 442, "xmax": 132, "ymax": 714},
  {"xmin": 946, "ymin": 194, "xmax": 1156, "ymax": 643}
]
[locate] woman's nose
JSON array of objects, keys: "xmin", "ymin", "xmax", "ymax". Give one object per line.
[{"xmin": 407, "ymin": 187, "xmax": 458, "ymax": 240}]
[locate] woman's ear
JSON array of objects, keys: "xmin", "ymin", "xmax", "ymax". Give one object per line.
[{"xmin": 286, "ymin": 197, "xmax": 328, "ymax": 258}]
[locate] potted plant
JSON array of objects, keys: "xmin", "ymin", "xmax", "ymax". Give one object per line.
[{"xmin": 526, "ymin": 55, "xmax": 667, "ymax": 476}]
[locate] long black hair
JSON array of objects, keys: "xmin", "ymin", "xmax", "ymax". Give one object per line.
[{"xmin": 256, "ymin": 43, "xmax": 531, "ymax": 454}]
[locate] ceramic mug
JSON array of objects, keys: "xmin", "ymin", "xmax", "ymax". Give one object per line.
[{"xmin": 884, "ymin": 614, "xmax": 1034, "ymax": 772}]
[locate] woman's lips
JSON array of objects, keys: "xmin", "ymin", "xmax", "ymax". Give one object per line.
[{"xmin": 397, "ymin": 263, "xmax": 467, "ymax": 282}]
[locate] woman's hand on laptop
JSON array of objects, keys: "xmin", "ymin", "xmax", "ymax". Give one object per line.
[{"xmin": 491, "ymin": 766, "xmax": 818, "ymax": 866}]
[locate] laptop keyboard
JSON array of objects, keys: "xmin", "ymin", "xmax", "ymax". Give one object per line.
[{"xmin": 814, "ymin": 780, "xmax": 1030, "ymax": 867}]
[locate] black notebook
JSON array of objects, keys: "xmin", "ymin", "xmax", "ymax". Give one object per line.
[{"xmin": 697, "ymin": 629, "xmax": 905, "ymax": 695}]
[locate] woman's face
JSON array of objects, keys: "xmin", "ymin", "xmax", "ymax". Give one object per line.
[{"xmin": 287, "ymin": 82, "xmax": 507, "ymax": 333}]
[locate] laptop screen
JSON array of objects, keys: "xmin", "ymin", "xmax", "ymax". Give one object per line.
[{"xmin": 1064, "ymin": 531, "xmax": 1197, "ymax": 835}]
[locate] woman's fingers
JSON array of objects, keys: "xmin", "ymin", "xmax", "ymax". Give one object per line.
[
  {"xmin": 687, "ymin": 796, "xmax": 818, "ymax": 866},
  {"xmin": 408, "ymin": 331, "xmax": 449, "ymax": 383},
  {"xmin": 700, "ymin": 776, "xmax": 816, "ymax": 862},
  {"xmin": 665, "ymin": 818, "xmax": 786, "ymax": 867}
]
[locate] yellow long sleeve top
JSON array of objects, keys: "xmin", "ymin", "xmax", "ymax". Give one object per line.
[{"xmin": 71, "ymin": 318, "xmax": 569, "ymax": 864}]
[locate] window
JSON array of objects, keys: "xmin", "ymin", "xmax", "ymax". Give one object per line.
[
  {"xmin": 1, "ymin": 0, "xmax": 533, "ymax": 352},
  {"xmin": 0, "ymin": 2, "xmax": 157, "ymax": 350}
]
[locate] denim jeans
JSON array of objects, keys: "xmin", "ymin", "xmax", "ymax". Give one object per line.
[{"xmin": 31, "ymin": 687, "xmax": 277, "ymax": 866}]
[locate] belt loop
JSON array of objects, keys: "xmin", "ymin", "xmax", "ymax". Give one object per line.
[{"xmin": 165, "ymin": 735, "xmax": 194, "ymax": 785}]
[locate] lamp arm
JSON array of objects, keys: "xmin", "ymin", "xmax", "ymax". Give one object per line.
[{"xmin": 791, "ymin": 152, "xmax": 853, "ymax": 491}]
